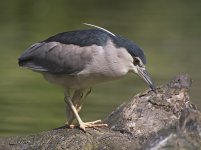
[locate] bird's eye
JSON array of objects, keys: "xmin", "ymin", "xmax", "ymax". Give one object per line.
[
  {"xmin": 133, "ymin": 57, "xmax": 144, "ymax": 67},
  {"xmin": 133, "ymin": 58, "xmax": 140, "ymax": 66}
]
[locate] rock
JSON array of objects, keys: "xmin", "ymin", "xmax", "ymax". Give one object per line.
[{"xmin": 0, "ymin": 74, "xmax": 200, "ymax": 150}]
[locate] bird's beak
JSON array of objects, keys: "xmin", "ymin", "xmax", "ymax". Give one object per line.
[{"xmin": 136, "ymin": 66, "xmax": 156, "ymax": 92}]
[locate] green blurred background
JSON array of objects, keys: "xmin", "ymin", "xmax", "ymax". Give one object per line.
[{"xmin": 0, "ymin": 0, "xmax": 201, "ymax": 136}]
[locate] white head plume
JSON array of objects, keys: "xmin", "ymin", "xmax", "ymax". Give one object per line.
[{"xmin": 83, "ymin": 23, "xmax": 116, "ymax": 37}]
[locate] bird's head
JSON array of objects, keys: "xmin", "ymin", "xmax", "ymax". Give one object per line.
[
  {"xmin": 132, "ymin": 56, "xmax": 156, "ymax": 92},
  {"xmin": 115, "ymin": 36, "xmax": 156, "ymax": 92}
]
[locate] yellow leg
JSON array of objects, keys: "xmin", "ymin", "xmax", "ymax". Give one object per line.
[
  {"xmin": 66, "ymin": 89, "xmax": 91, "ymax": 125},
  {"xmin": 64, "ymin": 95, "xmax": 86, "ymax": 131},
  {"xmin": 66, "ymin": 90, "xmax": 83, "ymax": 125},
  {"xmin": 64, "ymin": 90, "xmax": 108, "ymax": 131}
]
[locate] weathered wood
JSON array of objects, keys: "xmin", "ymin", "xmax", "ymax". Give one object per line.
[{"xmin": 0, "ymin": 74, "xmax": 200, "ymax": 150}]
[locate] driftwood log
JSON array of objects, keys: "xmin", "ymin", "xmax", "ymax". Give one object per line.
[{"xmin": 0, "ymin": 74, "xmax": 201, "ymax": 150}]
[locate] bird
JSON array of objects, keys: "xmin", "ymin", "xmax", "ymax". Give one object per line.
[{"xmin": 18, "ymin": 23, "xmax": 156, "ymax": 131}]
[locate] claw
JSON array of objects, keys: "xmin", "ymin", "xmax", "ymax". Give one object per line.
[
  {"xmin": 66, "ymin": 120, "xmax": 108, "ymax": 131},
  {"xmin": 79, "ymin": 120, "xmax": 108, "ymax": 131}
]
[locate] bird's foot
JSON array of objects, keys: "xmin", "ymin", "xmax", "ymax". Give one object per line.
[
  {"xmin": 79, "ymin": 120, "xmax": 108, "ymax": 131},
  {"xmin": 66, "ymin": 120, "xmax": 108, "ymax": 131}
]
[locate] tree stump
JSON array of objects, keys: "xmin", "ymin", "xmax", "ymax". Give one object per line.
[{"xmin": 0, "ymin": 74, "xmax": 200, "ymax": 150}]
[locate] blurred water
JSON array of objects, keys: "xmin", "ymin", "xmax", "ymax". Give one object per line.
[{"xmin": 0, "ymin": 0, "xmax": 201, "ymax": 136}]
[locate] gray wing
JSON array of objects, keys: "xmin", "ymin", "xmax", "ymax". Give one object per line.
[{"xmin": 18, "ymin": 42, "xmax": 95, "ymax": 74}]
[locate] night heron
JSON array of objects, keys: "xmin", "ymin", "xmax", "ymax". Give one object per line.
[{"xmin": 18, "ymin": 23, "xmax": 156, "ymax": 131}]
